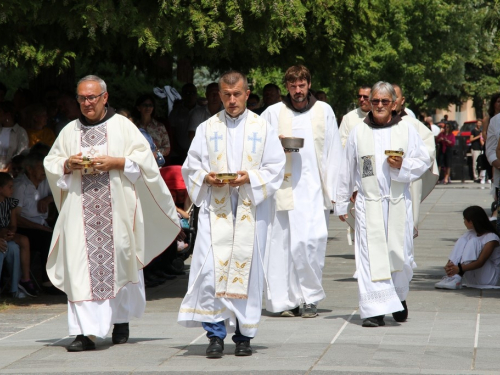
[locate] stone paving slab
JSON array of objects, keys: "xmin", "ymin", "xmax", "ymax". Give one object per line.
[{"xmin": 1, "ymin": 182, "xmax": 500, "ymax": 374}]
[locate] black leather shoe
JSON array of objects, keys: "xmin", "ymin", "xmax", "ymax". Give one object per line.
[
  {"xmin": 206, "ymin": 337, "xmax": 224, "ymax": 358},
  {"xmin": 154, "ymin": 270, "xmax": 177, "ymax": 280},
  {"xmin": 234, "ymin": 340, "xmax": 252, "ymax": 356},
  {"xmin": 392, "ymin": 300, "xmax": 408, "ymax": 322},
  {"xmin": 112, "ymin": 323, "xmax": 129, "ymax": 344},
  {"xmin": 67, "ymin": 335, "xmax": 96, "ymax": 352}
]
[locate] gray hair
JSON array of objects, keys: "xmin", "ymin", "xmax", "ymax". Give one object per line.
[
  {"xmin": 370, "ymin": 81, "xmax": 397, "ymax": 102},
  {"xmin": 218, "ymin": 70, "xmax": 248, "ymax": 91},
  {"xmin": 77, "ymin": 75, "xmax": 107, "ymax": 93}
]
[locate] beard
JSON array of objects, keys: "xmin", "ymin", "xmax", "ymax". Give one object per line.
[{"xmin": 291, "ymin": 93, "xmax": 307, "ymax": 103}]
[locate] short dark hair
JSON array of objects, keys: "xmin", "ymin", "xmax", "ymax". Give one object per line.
[
  {"xmin": 205, "ymin": 82, "xmax": 219, "ymax": 94},
  {"xmin": 359, "ymin": 85, "xmax": 371, "ymax": 91},
  {"xmin": 23, "ymin": 152, "xmax": 45, "ymax": 170},
  {"xmin": 263, "ymin": 83, "xmax": 281, "ymax": 93},
  {"xmin": 0, "ymin": 101, "xmax": 15, "ymax": 116},
  {"xmin": 248, "ymin": 93, "xmax": 260, "ymax": 102},
  {"xmin": 29, "ymin": 142, "xmax": 51, "ymax": 157},
  {"xmin": 284, "ymin": 65, "xmax": 311, "ymax": 84},
  {"xmin": 0, "ymin": 172, "xmax": 13, "ymax": 187},
  {"xmin": 219, "ymin": 70, "xmax": 248, "ymax": 91}
]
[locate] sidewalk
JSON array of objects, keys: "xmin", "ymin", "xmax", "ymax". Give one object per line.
[{"xmin": 0, "ymin": 182, "xmax": 499, "ymax": 374}]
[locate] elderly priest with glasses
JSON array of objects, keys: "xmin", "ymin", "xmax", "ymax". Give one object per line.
[
  {"xmin": 44, "ymin": 75, "xmax": 180, "ymax": 351},
  {"xmin": 336, "ymin": 82, "xmax": 431, "ymax": 327}
]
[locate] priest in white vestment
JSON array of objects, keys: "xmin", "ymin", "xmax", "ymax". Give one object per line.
[
  {"xmin": 337, "ymin": 82, "xmax": 431, "ymax": 327},
  {"xmin": 178, "ymin": 71, "xmax": 285, "ymax": 358},
  {"xmin": 339, "ymin": 85, "xmax": 372, "ymax": 148},
  {"xmin": 44, "ymin": 75, "xmax": 180, "ymax": 351},
  {"xmin": 261, "ymin": 65, "xmax": 342, "ymax": 318}
]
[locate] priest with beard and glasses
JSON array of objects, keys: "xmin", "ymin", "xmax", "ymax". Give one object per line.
[
  {"xmin": 337, "ymin": 81, "xmax": 431, "ymax": 327},
  {"xmin": 261, "ymin": 65, "xmax": 342, "ymax": 319},
  {"xmin": 178, "ymin": 70, "xmax": 285, "ymax": 358},
  {"xmin": 44, "ymin": 75, "xmax": 181, "ymax": 351}
]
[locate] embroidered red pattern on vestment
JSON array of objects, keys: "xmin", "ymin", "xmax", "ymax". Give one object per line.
[{"xmin": 81, "ymin": 123, "xmax": 115, "ymax": 300}]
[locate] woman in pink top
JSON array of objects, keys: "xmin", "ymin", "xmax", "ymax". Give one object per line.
[{"xmin": 437, "ymin": 123, "xmax": 456, "ymax": 184}]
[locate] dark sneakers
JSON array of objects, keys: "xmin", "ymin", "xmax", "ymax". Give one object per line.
[
  {"xmin": 234, "ymin": 340, "xmax": 252, "ymax": 356},
  {"xmin": 18, "ymin": 280, "xmax": 38, "ymax": 297},
  {"xmin": 112, "ymin": 323, "xmax": 129, "ymax": 344},
  {"xmin": 362, "ymin": 315, "xmax": 386, "ymax": 327},
  {"xmin": 280, "ymin": 305, "xmax": 301, "ymax": 317},
  {"xmin": 392, "ymin": 300, "xmax": 408, "ymax": 322},
  {"xmin": 206, "ymin": 337, "xmax": 224, "ymax": 358},
  {"xmin": 67, "ymin": 335, "xmax": 96, "ymax": 352}
]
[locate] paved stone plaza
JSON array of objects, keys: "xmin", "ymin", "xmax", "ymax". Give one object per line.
[{"xmin": 0, "ymin": 182, "xmax": 499, "ymax": 374}]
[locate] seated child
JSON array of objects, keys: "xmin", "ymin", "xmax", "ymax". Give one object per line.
[
  {"xmin": 435, "ymin": 206, "xmax": 500, "ymax": 289},
  {"xmin": 0, "ymin": 172, "xmax": 37, "ymax": 297}
]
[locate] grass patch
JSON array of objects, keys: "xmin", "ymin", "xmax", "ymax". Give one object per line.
[{"xmin": 0, "ymin": 300, "xmax": 12, "ymax": 312}]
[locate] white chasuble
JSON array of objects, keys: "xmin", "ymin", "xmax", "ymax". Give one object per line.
[
  {"xmin": 206, "ymin": 112, "xmax": 266, "ymax": 299},
  {"xmin": 44, "ymin": 114, "xmax": 180, "ymax": 303},
  {"xmin": 275, "ymin": 103, "xmax": 331, "ymax": 211}
]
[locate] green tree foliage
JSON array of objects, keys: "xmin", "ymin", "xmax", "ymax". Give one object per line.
[{"xmin": 0, "ymin": 0, "xmax": 498, "ymax": 118}]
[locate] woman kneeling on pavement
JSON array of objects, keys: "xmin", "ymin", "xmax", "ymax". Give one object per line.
[{"xmin": 435, "ymin": 206, "xmax": 500, "ymax": 290}]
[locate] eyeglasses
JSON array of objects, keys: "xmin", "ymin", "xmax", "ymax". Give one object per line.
[
  {"xmin": 370, "ymin": 99, "xmax": 393, "ymax": 106},
  {"xmin": 76, "ymin": 92, "xmax": 105, "ymax": 104},
  {"xmin": 140, "ymin": 103, "xmax": 154, "ymax": 108},
  {"xmin": 357, "ymin": 95, "xmax": 370, "ymax": 100}
]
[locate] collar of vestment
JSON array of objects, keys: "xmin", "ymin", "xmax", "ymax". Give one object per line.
[
  {"xmin": 363, "ymin": 111, "xmax": 401, "ymax": 128},
  {"xmin": 224, "ymin": 109, "xmax": 248, "ymax": 122},
  {"xmin": 282, "ymin": 92, "xmax": 317, "ymax": 113},
  {"xmin": 79, "ymin": 106, "xmax": 116, "ymax": 126}
]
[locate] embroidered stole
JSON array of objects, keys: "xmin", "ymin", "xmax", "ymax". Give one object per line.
[
  {"xmin": 356, "ymin": 122, "xmax": 408, "ymax": 281},
  {"xmin": 80, "ymin": 123, "xmax": 115, "ymax": 300},
  {"xmin": 206, "ymin": 111, "xmax": 267, "ymax": 299},
  {"xmin": 275, "ymin": 103, "xmax": 331, "ymax": 211}
]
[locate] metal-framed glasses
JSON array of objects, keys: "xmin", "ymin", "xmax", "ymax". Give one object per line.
[
  {"xmin": 76, "ymin": 92, "xmax": 105, "ymax": 104},
  {"xmin": 370, "ymin": 99, "xmax": 393, "ymax": 106},
  {"xmin": 357, "ymin": 95, "xmax": 370, "ymax": 100}
]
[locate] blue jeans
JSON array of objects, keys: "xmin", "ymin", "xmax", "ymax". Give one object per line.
[
  {"xmin": 0, "ymin": 241, "xmax": 21, "ymax": 293},
  {"xmin": 202, "ymin": 320, "xmax": 253, "ymax": 343}
]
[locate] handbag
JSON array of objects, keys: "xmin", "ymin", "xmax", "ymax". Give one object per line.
[
  {"xmin": 155, "ymin": 150, "xmax": 166, "ymax": 167},
  {"xmin": 476, "ymin": 152, "xmax": 488, "ymax": 171}
]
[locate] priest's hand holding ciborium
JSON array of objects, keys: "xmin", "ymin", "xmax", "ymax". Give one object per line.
[
  {"xmin": 385, "ymin": 149, "xmax": 404, "ymax": 169},
  {"xmin": 205, "ymin": 171, "xmax": 250, "ymax": 187}
]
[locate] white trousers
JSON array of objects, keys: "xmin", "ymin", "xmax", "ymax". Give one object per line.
[{"xmin": 67, "ymin": 271, "xmax": 146, "ymax": 338}]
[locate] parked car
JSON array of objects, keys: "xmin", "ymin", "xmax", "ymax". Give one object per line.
[{"xmin": 458, "ymin": 121, "xmax": 478, "ymax": 147}]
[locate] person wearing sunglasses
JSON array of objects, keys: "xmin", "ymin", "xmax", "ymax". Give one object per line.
[
  {"xmin": 339, "ymin": 85, "xmax": 372, "ymax": 148},
  {"xmin": 337, "ymin": 81, "xmax": 431, "ymax": 328},
  {"xmin": 43, "ymin": 75, "xmax": 180, "ymax": 352}
]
